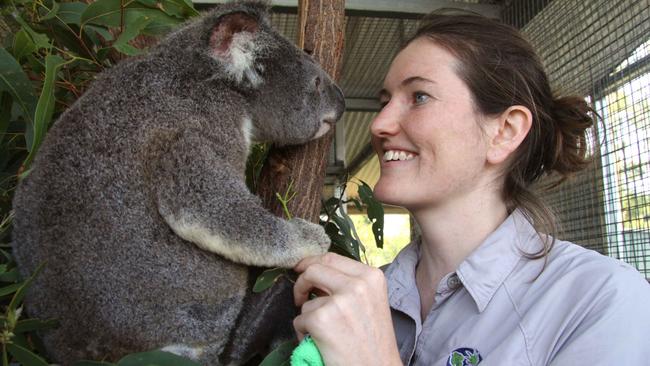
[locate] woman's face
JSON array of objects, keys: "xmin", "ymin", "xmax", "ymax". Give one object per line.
[{"xmin": 370, "ymin": 38, "xmax": 495, "ymax": 211}]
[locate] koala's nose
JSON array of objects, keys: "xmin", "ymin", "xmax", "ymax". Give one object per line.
[{"xmin": 332, "ymin": 84, "xmax": 345, "ymax": 122}]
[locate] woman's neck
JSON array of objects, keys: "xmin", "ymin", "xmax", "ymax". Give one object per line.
[
  {"xmin": 410, "ymin": 189, "xmax": 509, "ymax": 283},
  {"xmin": 410, "ymin": 188, "xmax": 508, "ymax": 320}
]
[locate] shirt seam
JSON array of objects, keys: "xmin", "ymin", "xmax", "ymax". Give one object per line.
[{"xmin": 503, "ymin": 281, "xmax": 534, "ymax": 366}]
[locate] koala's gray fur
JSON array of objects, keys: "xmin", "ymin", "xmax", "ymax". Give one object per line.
[{"xmin": 10, "ymin": 1, "xmax": 344, "ymax": 364}]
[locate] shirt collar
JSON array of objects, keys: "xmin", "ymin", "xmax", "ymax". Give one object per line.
[
  {"xmin": 385, "ymin": 210, "xmax": 542, "ymax": 314},
  {"xmin": 384, "ymin": 237, "xmax": 420, "ymax": 315},
  {"xmin": 457, "ymin": 209, "xmax": 542, "ymax": 312}
]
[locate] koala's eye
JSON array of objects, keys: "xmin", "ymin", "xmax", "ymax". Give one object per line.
[
  {"xmin": 303, "ymin": 48, "xmax": 313, "ymax": 56},
  {"xmin": 314, "ymin": 76, "xmax": 321, "ymax": 89},
  {"xmin": 255, "ymin": 63, "xmax": 265, "ymax": 74}
]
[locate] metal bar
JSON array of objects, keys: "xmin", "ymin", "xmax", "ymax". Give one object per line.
[
  {"xmin": 194, "ymin": 0, "xmax": 502, "ymax": 18},
  {"xmin": 345, "ymin": 97, "xmax": 382, "ymax": 112}
]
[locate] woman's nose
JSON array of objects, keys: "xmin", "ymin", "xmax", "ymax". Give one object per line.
[{"xmin": 370, "ymin": 102, "xmax": 401, "ymax": 138}]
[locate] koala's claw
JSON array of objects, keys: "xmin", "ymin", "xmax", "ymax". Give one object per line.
[{"xmin": 289, "ymin": 218, "xmax": 331, "ymax": 259}]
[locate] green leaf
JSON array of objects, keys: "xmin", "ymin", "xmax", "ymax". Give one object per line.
[
  {"xmin": 0, "ymin": 48, "xmax": 37, "ymax": 125},
  {"xmin": 73, "ymin": 362, "xmax": 116, "ymax": 366},
  {"xmin": 113, "ymin": 15, "xmax": 153, "ymax": 50},
  {"xmin": 12, "ymin": 29, "xmax": 37, "ymax": 62},
  {"xmin": 0, "ymin": 93, "xmax": 11, "ymax": 137},
  {"xmin": 6, "ymin": 343, "xmax": 47, "ymax": 366},
  {"xmin": 117, "ymin": 350, "xmax": 201, "ymax": 366},
  {"xmin": 259, "ymin": 340, "xmax": 295, "ymax": 366},
  {"xmin": 57, "ymin": 2, "xmax": 88, "ymax": 25},
  {"xmin": 245, "ymin": 143, "xmax": 269, "ymax": 193},
  {"xmin": 253, "ymin": 267, "xmax": 287, "ymax": 293},
  {"xmin": 0, "ymin": 283, "xmax": 22, "ymax": 297},
  {"xmin": 155, "ymin": 0, "xmax": 199, "ymax": 18},
  {"xmin": 13, "ymin": 16, "xmax": 51, "ymax": 50},
  {"xmin": 41, "ymin": 0, "xmax": 61, "ymax": 21},
  {"xmin": 113, "ymin": 42, "xmax": 145, "ymax": 56},
  {"xmin": 14, "ymin": 318, "xmax": 59, "ymax": 333},
  {"xmin": 331, "ymin": 214, "xmax": 361, "ymax": 259},
  {"xmin": 24, "ymin": 54, "xmax": 66, "ymax": 168},
  {"xmin": 81, "ymin": 0, "xmax": 182, "ymax": 35},
  {"xmin": 8, "ymin": 262, "xmax": 45, "ymax": 312},
  {"xmin": 325, "ymin": 221, "xmax": 360, "ymax": 261},
  {"xmin": 86, "ymin": 25, "xmax": 115, "ymax": 42},
  {"xmin": 347, "ymin": 198, "xmax": 363, "ymax": 212},
  {"xmin": 357, "ymin": 181, "xmax": 384, "ymax": 249},
  {"xmin": 0, "ymin": 268, "xmax": 18, "ymax": 283}
]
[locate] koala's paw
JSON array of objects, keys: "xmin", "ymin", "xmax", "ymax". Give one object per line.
[{"xmin": 289, "ymin": 218, "xmax": 331, "ymax": 258}]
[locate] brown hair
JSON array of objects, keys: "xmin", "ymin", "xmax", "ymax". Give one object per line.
[{"xmin": 406, "ymin": 12, "xmax": 596, "ymax": 258}]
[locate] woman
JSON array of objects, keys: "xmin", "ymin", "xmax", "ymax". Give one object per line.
[{"xmin": 292, "ymin": 12, "xmax": 650, "ymax": 366}]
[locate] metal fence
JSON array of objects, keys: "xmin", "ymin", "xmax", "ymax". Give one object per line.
[{"xmin": 504, "ymin": 0, "xmax": 650, "ymax": 277}]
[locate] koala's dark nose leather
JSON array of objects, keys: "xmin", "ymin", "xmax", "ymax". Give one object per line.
[{"xmin": 332, "ymin": 84, "xmax": 346, "ymax": 122}]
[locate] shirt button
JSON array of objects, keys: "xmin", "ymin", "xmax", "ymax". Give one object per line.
[{"xmin": 447, "ymin": 273, "xmax": 462, "ymax": 289}]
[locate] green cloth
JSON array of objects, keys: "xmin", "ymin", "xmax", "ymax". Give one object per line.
[{"xmin": 290, "ymin": 336, "xmax": 324, "ymax": 366}]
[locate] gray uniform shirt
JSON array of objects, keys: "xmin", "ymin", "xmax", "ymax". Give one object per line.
[{"xmin": 385, "ymin": 210, "xmax": 650, "ymax": 365}]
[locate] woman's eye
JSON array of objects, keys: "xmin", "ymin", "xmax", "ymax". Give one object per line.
[{"xmin": 414, "ymin": 92, "xmax": 429, "ymax": 105}]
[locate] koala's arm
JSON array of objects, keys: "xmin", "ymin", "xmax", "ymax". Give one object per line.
[{"xmin": 150, "ymin": 128, "xmax": 330, "ymax": 268}]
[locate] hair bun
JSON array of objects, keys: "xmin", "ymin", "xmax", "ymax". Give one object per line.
[{"xmin": 547, "ymin": 95, "xmax": 596, "ymax": 178}]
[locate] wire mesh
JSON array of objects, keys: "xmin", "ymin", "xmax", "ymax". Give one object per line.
[{"xmin": 505, "ymin": 0, "xmax": 650, "ymax": 278}]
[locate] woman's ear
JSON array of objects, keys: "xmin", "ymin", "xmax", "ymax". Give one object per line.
[{"xmin": 486, "ymin": 105, "xmax": 533, "ymax": 165}]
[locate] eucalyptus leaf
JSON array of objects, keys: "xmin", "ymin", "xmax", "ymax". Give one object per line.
[
  {"xmin": 73, "ymin": 362, "xmax": 116, "ymax": 366},
  {"xmin": 81, "ymin": 0, "xmax": 181, "ymax": 35},
  {"xmin": 0, "ymin": 48, "xmax": 37, "ymax": 124},
  {"xmin": 57, "ymin": 2, "xmax": 88, "ymax": 25},
  {"xmin": 0, "ymin": 93, "xmax": 11, "ymax": 138},
  {"xmin": 14, "ymin": 318, "xmax": 59, "ymax": 333},
  {"xmin": 325, "ymin": 220, "xmax": 360, "ymax": 260},
  {"xmin": 117, "ymin": 350, "xmax": 201, "ymax": 366},
  {"xmin": 12, "ymin": 29, "xmax": 36, "ymax": 62},
  {"xmin": 331, "ymin": 214, "xmax": 362, "ymax": 258},
  {"xmin": 86, "ymin": 25, "xmax": 115, "ymax": 42},
  {"xmin": 0, "ymin": 268, "xmax": 18, "ymax": 283},
  {"xmin": 6, "ymin": 343, "xmax": 48, "ymax": 366},
  {"xmin": 358, "ymin": 181, "xmax": 384, "ymax": 249},
  {"xmin": 113, "ymin": 15, "xmax": 153, "ymax": 49},
  {"xmin": 0, "ymin": 283, "xmax": 22, "ymax": 297},
  {"xmin": 41, "ymin": 0, "xmax": 61, "ymax": 21},
  {"xmin": 253, "ymin": 267, "xmax": 287, "ymax": 293},
  {"xmin": 8, "ymin": 262, "xmax": 45, "ymax": 312},
  {"xmin": 259, "ymin": 340, "xmax": 295, "ymax": 366},
  {"xmin": 114, "ymin": 43, "xmax": 146, "ymax": 56},
  {"xmin": 24, "ymin": 54, "xmax": 66, "ymax": 168},
  {"xmin": 13, "ymin": 16, "xmax": 51, "ymax": 50},
  {"xmin": 156, "ymin": 0, "xmax": 199, "ymax": 18}
]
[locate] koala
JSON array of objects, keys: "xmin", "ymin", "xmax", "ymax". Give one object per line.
[{"xmin": 10, "ymin": 1, "xmax": 345, "ymax": 365}]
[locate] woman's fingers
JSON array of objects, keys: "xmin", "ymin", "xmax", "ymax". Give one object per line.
[
  {"xmin": 293, "ymin": 262, "xmax": 351, "ymax": 306},
  {"xmin": 293, "ymin": 295, "xmax": 330, "ymax": 339},
  {"xmin": 293, "ymin": 253, "xmax": 388, "ymax": 306},
  {"xmin": 295, "ymin": 252, "xmax": 369, "ymax": 276}
]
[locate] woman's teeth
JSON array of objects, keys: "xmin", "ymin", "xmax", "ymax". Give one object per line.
[{"xmin": 383, "ymin": 150, "xmax": 415, "ymax": 162}]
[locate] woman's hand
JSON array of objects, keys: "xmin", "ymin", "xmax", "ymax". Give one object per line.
[{"xmin": 293, "ymin": 253, "xmax": 402, "ymax": 366}]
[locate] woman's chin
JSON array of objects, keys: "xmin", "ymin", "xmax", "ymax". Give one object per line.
[{"xmin": 373, "ymin": 182, "xmax": 411, "ymax": 207}]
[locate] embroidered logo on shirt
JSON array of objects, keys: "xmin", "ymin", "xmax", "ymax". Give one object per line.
[{"xmin": 447, "ymin": 347, "xmax": 482, "ymax": 366}]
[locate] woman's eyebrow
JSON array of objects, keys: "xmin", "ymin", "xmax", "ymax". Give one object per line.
[
  {"xmin": 402, "ymin": 76, "xmax": 436, "ymax": 86},
  {"xmin": 378, "ymin": 76, "xmax": 436, "ymax": 99}
]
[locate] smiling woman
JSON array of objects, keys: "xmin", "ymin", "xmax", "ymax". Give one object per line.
[{"xmin": 291, "ymin": 10, "xmax": 650, "ymax": 366}]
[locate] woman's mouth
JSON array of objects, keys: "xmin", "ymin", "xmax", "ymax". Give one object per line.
[{"xmin": 383, "ymin": 149, "xmax": 416, "ymax": 162}]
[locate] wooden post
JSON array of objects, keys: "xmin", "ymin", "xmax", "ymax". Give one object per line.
[{"xmin": 256, "ymin": 0, "xmax": 346, "ymax": 223}]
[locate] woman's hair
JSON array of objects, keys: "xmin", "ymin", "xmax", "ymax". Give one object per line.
[{"xmin": 406, "ymin": 12, "xmax": 596, "ymax": 258}]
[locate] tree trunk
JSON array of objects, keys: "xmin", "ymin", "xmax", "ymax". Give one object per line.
[{"xmin": 256, "ymin": 0, "xmax": 346, "ymax": 223}]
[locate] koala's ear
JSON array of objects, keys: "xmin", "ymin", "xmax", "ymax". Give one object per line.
[
  {"xmin": 209, "ymin": 12, "xmax": 263, "ymax": 87},
  {"xmin": 209, "ymin": 12, "xmax": 259, "ymax": 56}
]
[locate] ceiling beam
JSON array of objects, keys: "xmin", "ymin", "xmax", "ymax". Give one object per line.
[
  {"xmin": 194, "ymin": 0, "xmax": 502, "ymax": 18},
  {"xmin": 345, "ymin": 97, "xmax": 382, "ymax": 112}
]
